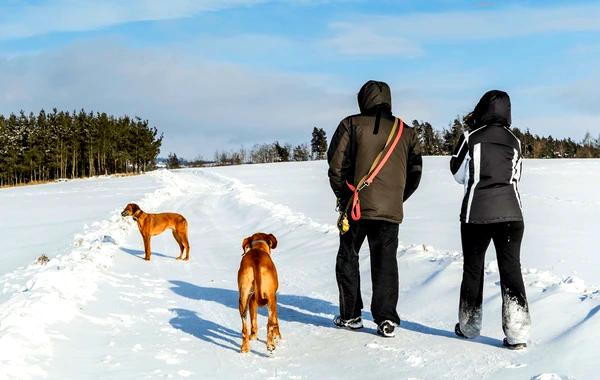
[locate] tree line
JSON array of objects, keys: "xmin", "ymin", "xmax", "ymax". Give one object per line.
[
  {"xmin": 168, "ymin": 127, "xmax": 328, "ymax": 168},
  {"xmin": 180, "ymin": 118, "xmax": 599, "ymax": 169},
  {"xmin": 412, "ymin": 117, "xmax": 600, "ymax": 158},
  {"xmin": 0, "ymin": 109, "xmax": 162, "ymax": 186},
  {"xmin": 211, "ymin": 127, "xmax": 327, "ymax": 165}
]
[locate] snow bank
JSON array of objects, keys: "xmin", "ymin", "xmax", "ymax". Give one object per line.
[{"xmin": 0, "ymin": 170, "xmax": 188, "ymax": 380}]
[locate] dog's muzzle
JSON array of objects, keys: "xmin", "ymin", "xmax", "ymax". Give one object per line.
[{"xmin": 121, "ymin": 211, "xmax": 129, "ymax": 217}]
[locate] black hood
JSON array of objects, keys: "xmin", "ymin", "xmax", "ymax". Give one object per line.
[
  {"xmin": 358, "ymin": 80, "xmax": 392, "ymax": 115},
  {"xmin": 471, "ymin": 90, "xmax": 511, "ymax": 128}
]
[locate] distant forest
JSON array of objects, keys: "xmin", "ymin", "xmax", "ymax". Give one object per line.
[
  {"xmin": 412, "ymin": 117, "xmax": 600, "ymax": 159},
  {"xmin": 0, "ymin": 109, "xmax": 162, "ymax": 186},
  {"xmin": 168, "ymin": 127, "xmax": 328, "ymax": 168},
  {"xmin": 173, "ymin": 117, "xmax": 600, "ymax": 168},
  {"xmin": 1, "ymin": 110, "xmax": 598, "ymax": 186}
]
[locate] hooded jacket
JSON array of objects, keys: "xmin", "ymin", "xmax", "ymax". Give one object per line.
[
  {"xmin": 450, "ymin": 90, "xmax": 523, "ymax": 224},
  {"xmin": 327, "ymin": 80, "xmax": 422, "ymax": 224}
]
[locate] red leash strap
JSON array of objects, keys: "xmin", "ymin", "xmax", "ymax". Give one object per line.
[
  {"xmin": 345, "ymin": 119, "xmax": 404, "ymax": 221},
  {"xmin": 345, "ymin": 181, "xmax": 361, "ymax": 220}
]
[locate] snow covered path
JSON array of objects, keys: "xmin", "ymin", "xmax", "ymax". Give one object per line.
[{"xmin": 1, "ymin": 159, "xmax": 599, "ymax": 379}]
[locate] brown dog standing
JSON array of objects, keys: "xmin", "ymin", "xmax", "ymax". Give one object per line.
[
  {"xmin": 238, "ymin": 233, "xmax": 281, "ymax": 353},
  {"xmin": 121, "ymin": 203, "xmax": 190, "ymax": 261}
]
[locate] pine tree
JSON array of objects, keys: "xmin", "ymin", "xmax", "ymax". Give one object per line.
[
  {"xmin": 311, "ymin": 127, "xmax": 328, "ymax": 160},
  {"xmin": 167, "ymin": 153, "xmax": 181, "ymax": 169},
  {"xmin": 292, "ymin": 144, "xmax": 310, "ymax": 161},
  {"xmin": 273, "ymin": 141, "xmax": 290, "ymax": 162},
  {"xmin": 442, "ymin": 117, "xmax": 465, "ymax": 154},
  {"xmin": 0, "ymin": 109, "xmax": 162, "ymax": 186}
]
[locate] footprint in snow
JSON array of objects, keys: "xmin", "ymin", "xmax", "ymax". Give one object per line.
[
  {"xmin": 506, "ymin": 362, "xmax": 527, "ymax": 369},
  {"xmin": 155, "ymin": 351, "xmax": 181, "ymax": 365},
  {"xmin": 132, "ymin": 344, "xmax": 143, "ymax": 352}
]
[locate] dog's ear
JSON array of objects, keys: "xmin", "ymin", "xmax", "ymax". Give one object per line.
[
  {"xmin": 267, "ymin": 234, "xmax": 278, "ymax": 250},
  {"xmin": 242, "ymin": 237, "xmax": 252, "ymax": 253},
  {"xmin": 130, "ymin": 203, "xmax": 140, "ymax": 212}
]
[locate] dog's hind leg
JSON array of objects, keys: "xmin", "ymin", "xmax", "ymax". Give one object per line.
[
  {"xmin": 266, "ymin": 294, "xmax": 280, "ymax": 352},
  {"xmin": 172, "ymin": 231, "xmax": 184, "ymax": 260},
  {"xmin": 181, "ymin": 220, "xmax": 190, "ymax": 260},
  {"xmin": 181, "ymin": 231, "xmax": 190, "ymax": 261},
  {"xmin": 249, "ymin": 293, "xmax": 258, "ymax": 340},
  {"xmin": 239, "ymin": 287, "xmax": 252, "ymax": 353}
]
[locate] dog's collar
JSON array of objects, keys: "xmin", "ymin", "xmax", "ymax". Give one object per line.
[
  {"xmin": 242, "ymin": 240, "xmax": 270, "ymax": 256},
  {"xmin": 132, "ymin": 209, "xmax": 143, "ymax": 221},
  {"xmin": 251, "ymin": 240, "xmax": 269, "ymax": 247}
]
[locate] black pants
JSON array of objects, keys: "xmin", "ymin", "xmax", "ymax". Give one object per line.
[
  {"xmin": 336, "ymin": 219, "xmax": 400, "ymax": 325},
  {"xmin": 459, "ymin": 221, "xmax": 530, "ymax": 344}
]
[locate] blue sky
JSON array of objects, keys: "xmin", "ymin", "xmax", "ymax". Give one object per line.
[{"xmin": 1, "ymin": 0, "xmax": 599, "ymax": 157}]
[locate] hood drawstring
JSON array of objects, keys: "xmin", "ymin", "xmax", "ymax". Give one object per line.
[{"xmin": 373, "ymin": 109, "xmax": 381, "ymax": 135}]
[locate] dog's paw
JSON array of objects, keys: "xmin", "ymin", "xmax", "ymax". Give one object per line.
[
  {"xmin": 175, "ymin": 256, "xmax": 182, "ymax": 260},
  {"xmin": 249, "ymin": 333, "xmax": 258, "ymax": 340},
  {"xmin": 267, "ymin": 343, "xmax": 275, "ymax": 353},
  {"xmin": 183, "ymin": 257, "xmax": 190, "ymax": 261},
  {"xmin": 240, "ymin": 343, "xmax": 250, "ymax": 353}
]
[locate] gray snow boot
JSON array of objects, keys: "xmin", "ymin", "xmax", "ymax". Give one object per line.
[
  {"xmin": 377, "ymin": 320, "xmax": 397, "ymax": 338},
  {"xmin": 333, "ymin": 316, "xmax": 363, "ymax": 330},
  {"xmin": 503, "ymin": 338, "xmax": 527, "ymax": 350}
]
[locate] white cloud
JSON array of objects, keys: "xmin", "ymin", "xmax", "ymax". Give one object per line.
[
  {"xmin": 511, "ymin": 80, "xmax": 600, "ymax": 139},
  {"xmin": 326, "ymin": 3, "xmax": 600, "ymax": 56},
  {"xmin": 325, "ymin": 23, "xmax": 423, "ymax": 57},
  {"xmin": 0, "ymin": 0, "xmax": 265, "ymax": 40},
  {"xmin": 3, "ymin": 39, "xmax": 591, "ymax": 159},
  {"xmin": 0, "ymin": 42, "xmax": 356, "ymax": 157},
  {"xmin": 515, "ymin": 115, "xmax": 599, "ymax": 140}
]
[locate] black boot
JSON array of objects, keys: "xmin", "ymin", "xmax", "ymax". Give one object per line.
[
  {"xmin": 377, "ymin": 320, "xmax": 397, "ymax": 338},
  {"xmin": 503, "ymin": 338, "xmax": 527, "ymax": 350},
  {"xmin": 454, "ymin": 323, "xmax": 468, "ymax": 338}
]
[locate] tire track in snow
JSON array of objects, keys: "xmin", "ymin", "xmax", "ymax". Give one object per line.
[{"xmin": 192, "ymin": 169, "xmax": 338, "ymax": 235}]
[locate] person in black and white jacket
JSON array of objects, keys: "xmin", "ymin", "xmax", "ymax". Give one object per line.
[{"xmin": 450, "ymin": 90, "xmax": 531, "ymax": 350}]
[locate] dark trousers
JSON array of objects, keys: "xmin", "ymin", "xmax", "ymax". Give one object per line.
[
  {"xmin": 459, "ymin": 221, "xmax": 530, "ymax": 343},
  {"xmin": 336, "ymin": 219, "xmax": 400, "ymax": 325}
]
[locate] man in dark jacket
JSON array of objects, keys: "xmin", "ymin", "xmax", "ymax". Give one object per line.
[
  {"xmin": 327, "ymin": 80, "xmax": 422, "ymax": 337},
  {"xmin": 450, "ymin": 90, "xmax": 530, "ymax": 350}
]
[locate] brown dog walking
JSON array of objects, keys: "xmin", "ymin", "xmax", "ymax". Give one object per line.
[
  {"xmin": 238, "ymin": 233, "xmax": 281, "ymax": 353},
  {"xmin": 121, "ymin": 203, "xmax": 190, "ymax": 261}
]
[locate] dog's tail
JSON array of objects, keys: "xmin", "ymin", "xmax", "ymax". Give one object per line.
[{"xmin": 253, "ymin": 266, "xmax": 269, "ymax": 307}]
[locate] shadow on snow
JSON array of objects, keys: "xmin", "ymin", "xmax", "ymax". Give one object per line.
[
  {"xmin": 168, "ymin": 280, "xmax": 356, "ymax": 331},
  {"xmin": 168, "ymin": 280, "xmax": 500, "ymax": 348},
  {"xmin": 120, "ymin": 246, "xmax": 175, "ymax": 260},
  {"xmin": 168, "ymin": 308, "xmax": 269, "ymax": 357}
]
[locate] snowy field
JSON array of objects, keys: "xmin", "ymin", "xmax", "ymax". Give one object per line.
[{"xmin": 0, "ymin": 157, "xmax": 599, "ymax": 380}]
